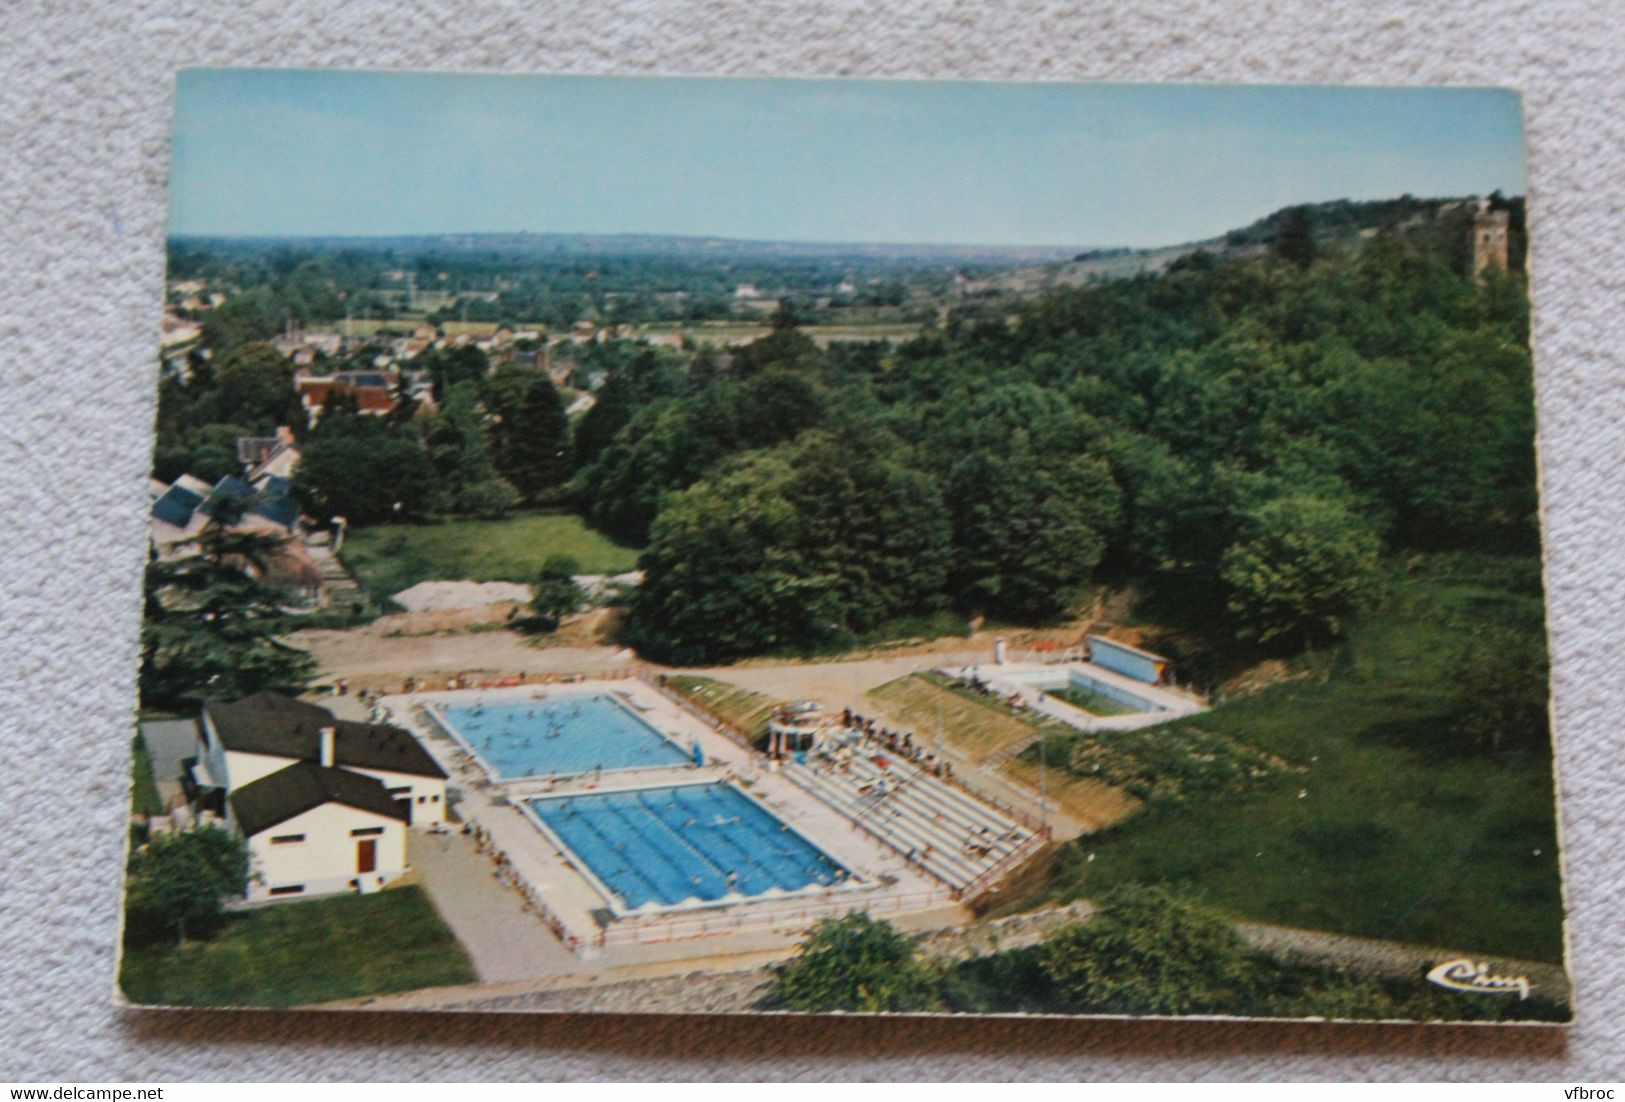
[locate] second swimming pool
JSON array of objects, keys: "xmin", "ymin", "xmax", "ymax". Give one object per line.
[
  {"xmin": 528, "ymin": 782, "xmax": 850, "ymax": 909},
  {"xmin": 439, "ymin": 694, "xmax": 694, "ymax": 779}
]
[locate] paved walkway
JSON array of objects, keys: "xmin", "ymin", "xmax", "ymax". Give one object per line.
[
  {"xmin": 138, "ymin": 718, "xmax": 198, "ymax": 810},
  {"xmin": 407, "ymin": 829, "xmax": 578, "ymax": 982}
]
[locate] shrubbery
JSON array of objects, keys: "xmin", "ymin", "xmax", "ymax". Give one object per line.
[{"xmin": 123, "ymin": 826, "xmax": 249, "ymax": 947}]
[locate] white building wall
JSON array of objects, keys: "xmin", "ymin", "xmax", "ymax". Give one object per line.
[
  {"xmin": 223, "ymin": 749, "xmax": 300, "ymax": 790},
  {"xmin": 194, "ymin": 726, "xmax": 444, "ymax": 829},
  {"xmin": 195, "ymin": 715, "xmax": 229, "ymax": 789},
  {"xmin": 245, "ymin": 802, "xmax": 408, "ymax": 902},
  {"xmin": 345, "ymin": 766, "xmax": 447, "ymax": 827}
]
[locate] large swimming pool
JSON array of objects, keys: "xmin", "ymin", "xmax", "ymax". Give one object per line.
[
  {"xmin": 528, "ymin": 782, "xmax": 850, "ymax": 909},
  {"xmin": 439, "ymin": 694, "xmax": 693, "ymax": 780}
]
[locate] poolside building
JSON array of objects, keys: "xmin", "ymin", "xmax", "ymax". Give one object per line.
[{"xmin": 184, "ymin": 692, "xmax": 448, "ymax": 901}]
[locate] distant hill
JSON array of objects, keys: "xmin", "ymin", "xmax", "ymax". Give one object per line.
[
  {"xmin": 966, "ymin": 194, "xmax": 1527, "ymax": 294},
  {"xmin": 168, "ymin": 230, "xmax": 1092, "ymax": 269}
]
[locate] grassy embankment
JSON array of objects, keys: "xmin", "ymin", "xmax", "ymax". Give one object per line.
[
  {"xmin": 662, "ymin": 675, "xmax": 782, "ymax": 745},
  {"xmin": 938, "ymin": 942, "xmax": 1568, "ymax": 1022},
  {"xmin": 118, "ymin": 887, "xmax": 475, "ymax": 1008},
  {"xmin": 341, "ymin": 511, "xmax": 640, "ymax": 602},
  {"xmin": 864, "ymin": 673, "xmax": 1143, "ymax": 831},
  {"xmin": 999, "ymin": 553, "xmax": 1564, "ymax": 964}
]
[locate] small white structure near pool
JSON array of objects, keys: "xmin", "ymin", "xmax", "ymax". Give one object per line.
[{"xmin": 947, "ymin": 658, "xmax": 1206, "ymax": 733}]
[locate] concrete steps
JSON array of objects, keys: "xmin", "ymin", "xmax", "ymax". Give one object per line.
[{"xmin": 782, "ymin": 750, "xmax": 1035, "ymax": 893}]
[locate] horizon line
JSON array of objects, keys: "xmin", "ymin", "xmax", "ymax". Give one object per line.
[{"xmin": 165, "ymin": 190, "xmax": 1519, "ymax": 255}]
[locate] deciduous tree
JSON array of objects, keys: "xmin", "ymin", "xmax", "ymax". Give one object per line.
[
  {"xmin": 1040, "ymin": 885, "xmax": 1255, "ymax": 1015},
  {"xmin": 770, "ymin": 913, "xmax": 941, "ymax": 1013},
  {"xmin": 1220, "ymin": 492, "xmax": 1383, "ymax": 646}
]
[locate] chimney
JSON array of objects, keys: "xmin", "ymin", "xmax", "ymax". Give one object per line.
[{"xmin": 319, "ymin": 726, "xmax": 336, "ymax": 768}]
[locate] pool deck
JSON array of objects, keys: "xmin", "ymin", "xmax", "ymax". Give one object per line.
[{"xmin": 377, "ymin": 679, "xmax": 950, "ymax": 966}]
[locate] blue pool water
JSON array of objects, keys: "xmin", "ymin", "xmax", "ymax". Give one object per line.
[
  {"xmin": 529, "ymin": 783, "xmax": 849, "ymax": 908},
  {"xmin": 441, "ymin": 694, "xmax": 692, "ymax": 779}
]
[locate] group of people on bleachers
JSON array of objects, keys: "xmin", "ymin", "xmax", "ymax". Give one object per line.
[
  {"xmin": 837, "ymin": 708, "xmax": 954, "ymax": 782},
  {"xmin": 955, "ymin": 670, "xmax": 1031, "ymax": 713}
]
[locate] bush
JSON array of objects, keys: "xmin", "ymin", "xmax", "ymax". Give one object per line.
[
  {"xmin": 455, "ymin": 477, "xmax": 521, "ymax": 518},
  {"xmin": 123, "ymin": 826, "xmax": 249, "ymax": 947},
  {"xmin": 1039, "ymin": 885, "xmax": 1256, "ymax": 1015},
  {"xmin": 769, "ymin": 913, "xmax": 941, "ymax": 1013},
  {"xmin": 525, "ymin": 554, "xmax": 585, "ymax": 632}
]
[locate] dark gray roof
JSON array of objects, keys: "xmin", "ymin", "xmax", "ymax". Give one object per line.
[
  {"xmin": 229, "ymin": 761, "xmax": 409, "ymax": 837},
  {"xmin": 151, "ymin": 483, "xmax": 203, "ymax": 527},
  {"xmin": 198, "ymin": 475, "xmax": 256, "ymax": 521},
  {"xmin": 245, "ymin": 485, "xmax": 300, "ymax": 531},
  {"xmin": 202, "ymin": 692, "xmax": 446, "ymax": 778}
]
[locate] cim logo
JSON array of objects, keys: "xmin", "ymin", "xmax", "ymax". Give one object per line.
[{"xmin": 1425, "ymin": 957, "xmax": 1532, "ymax": 1000}]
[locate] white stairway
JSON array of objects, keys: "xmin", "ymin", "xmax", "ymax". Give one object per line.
[{"xmin": 782, "ymin": 751, "xmax": 1038, "ymax": 893}]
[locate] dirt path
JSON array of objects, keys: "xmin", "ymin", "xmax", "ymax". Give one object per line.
[
  {"xmin": 285, "ymin": 621, "xmax": 639, "ymax": 694},
  {"xmin": 689, "ymin": 651, "xmax": 987, "ymax": 711}
]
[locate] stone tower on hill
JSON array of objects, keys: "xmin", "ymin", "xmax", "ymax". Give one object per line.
[{"xmin": 1470, "ymin": 196, "xmax": 1511, "ymax": 275}]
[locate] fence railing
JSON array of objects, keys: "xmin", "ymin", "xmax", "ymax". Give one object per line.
[
  {"xmin": 957, "ymin": 830, "xmax": 1048, "ymax": 905},
  {"xmin": 600, "ymin": 886, "xmax": 951, "ymax": 949}
]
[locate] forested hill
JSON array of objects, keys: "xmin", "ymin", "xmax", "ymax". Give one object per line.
[
  {"xmin": 973, "ymin": 193, "xmax": 1528, "ymax": 293},
  {"xmin": 585, "ymin": 207, "xmax": 1538, "ymax": 667}
]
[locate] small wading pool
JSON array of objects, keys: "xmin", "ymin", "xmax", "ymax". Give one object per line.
[
  {"xmin": 439, "ymin": 694, "xmax": 693, "ymax": 779},
  {"xmin": 528, "ymin": 782, "xmax": 850, "ymax": 910},
  {"xmin": 998, "ymin": 667, "xmax": 1162, "ymax": 714}
]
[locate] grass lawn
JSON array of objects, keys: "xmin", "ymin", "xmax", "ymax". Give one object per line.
[
  {"xmin": 118, "ymin": 886, "xmax": 475, "ymax": 1008},
  {"xmin": 940, "ymin": 942, "xmax": 1567, "ymax": 1022},
  {"xmin": 663, "ymin": 675, "xmax": 782, "ymax": 743},
  {"xmin": 865, "ymin": 672, "xmax": 1043, "ymax": 765},
  {"xmin": 1000, "ymin": 756, "xmax": 1142, "ymax": 832},
  {"xmin": 342, "ymin": 511, "xmax": 640, "ymax": 601},
  {"xmin": 867, "ymin": 673, "xmax": 1142, "ymax": 829},
  {"xmin": 1015, "ymin": 554, "xmax": 1566, "ymax": 963}
]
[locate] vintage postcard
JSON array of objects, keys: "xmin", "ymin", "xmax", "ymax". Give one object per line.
[{"xmin": 123, "ymin": 70, "xmax": 1567, "ymax": 1022}]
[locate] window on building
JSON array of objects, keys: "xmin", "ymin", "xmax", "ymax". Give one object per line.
[
  {"xmin": 269, "ymin": 834, "xmax": 306, "ymax": 845},
  {"xmin": 350, "ymin": 826, "xmax": 385, "ymax": 837},
  {"xmin": 417, "ymin": 796, "xmax": 427, "ymax": 804},
  {"xmin": 268, "ymin": 885, "xmax": 305, "ymax": 896}
]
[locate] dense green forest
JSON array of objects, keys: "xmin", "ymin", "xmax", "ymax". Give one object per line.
[
  {"xmin": 155, "ymin": 198, "xmax": 1542, "ymax": 687},
  {"xmin": 582, "ymin": 225, "xmax": 1539, "ymax": 667}
]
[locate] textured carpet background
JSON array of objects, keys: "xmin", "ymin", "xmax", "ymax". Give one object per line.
[{"xmin": 2, "ymin": 0, "xmax": 1622, "ymax": 1081}]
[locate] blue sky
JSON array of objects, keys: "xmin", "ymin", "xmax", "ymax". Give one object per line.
[{"xmin": 170, "ymin": 70, "xmax": 1526, "ymax": 248}]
